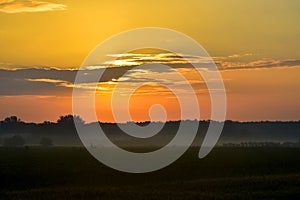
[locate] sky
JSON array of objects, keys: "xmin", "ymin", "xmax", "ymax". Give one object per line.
[{"xmin": 0, "ymin": 0, "xmax": 300, "ymax": 122}]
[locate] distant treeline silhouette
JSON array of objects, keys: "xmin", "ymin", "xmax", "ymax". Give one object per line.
[
  {"xmin": 223, "ymin": 141, "xmax": 300, "ymax": 148},
  {"xmin": 0, "ymin": 115, "xmax": 300, "ymax": 147}
]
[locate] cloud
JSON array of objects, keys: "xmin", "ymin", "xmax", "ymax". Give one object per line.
[
  {"xmin": 0, "ymin": 67, "xmax": 136, "ymax": 96},
  {"xmin": 103, "ymin": 53, "xmax": 213, "ymax": 68},
  {"xmin": 218, "ymin": 59, "xmax": 300, "ymax": 71},
  {"xmin": 88, "ymin": 53, "xmax": 300, "ymax": 72},
  {"xmin": 1, "ymin": 56, "xmax": 300, "ymax": 96},
  {"xmin": 217, "ymin": 53, "xmax": 253, "ymax": 59},
  {"xmin": 0, "ymin": 0, "xmax": 66, "ymax": 13},
  {"xmin": 26, "ymin": 78, "xmax": 66, "ymax": 83}
]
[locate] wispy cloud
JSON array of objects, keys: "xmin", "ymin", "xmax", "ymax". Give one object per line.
[
  {"xmin": 218, "ymin": 53, "xmax": 253, "ymax": 59},
  {"xmin": 104, "ymin": 53, "xmax": 213, "ymax": 68},
  {"xmin": 0, "ymin": 0, "xmax": 66, "ymax": 13},
  {"xmin": 88, "ymin": 53, "xmax": 300, "ymax": 72},
  {"xmin": 26, "ymin": 78, "xmax": 66, "ymax": 83},
  {"xmin": 219, "ymin": 59, "xmax": 300, "ymax": 71}
]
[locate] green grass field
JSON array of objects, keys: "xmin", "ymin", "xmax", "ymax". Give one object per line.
[{"xmin": 0, "ymin": 147, "xmax": 299, "ymax": 199}]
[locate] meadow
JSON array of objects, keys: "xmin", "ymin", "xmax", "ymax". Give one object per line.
[{"xmin": 0, "ymin": 147, "xmax": 299, "ymax": 199}]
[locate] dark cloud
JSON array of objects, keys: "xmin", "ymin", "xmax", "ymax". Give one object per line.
[{"xmin": 0, "ymin": 67, "xmax": 131, "ymax": 96}]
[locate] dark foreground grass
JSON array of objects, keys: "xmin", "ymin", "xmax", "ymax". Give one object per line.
[{"xmin": 0, "ymin": 147, "xmax": 299, "ymax": 199}]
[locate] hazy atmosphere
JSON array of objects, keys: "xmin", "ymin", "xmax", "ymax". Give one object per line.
[{"xmin": 1, "ymin": 0, "xmax": 300, "ymax": 122}]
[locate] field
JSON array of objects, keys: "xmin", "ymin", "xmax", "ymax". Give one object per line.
[{"xmin": 0, "ymin": 147, "xmax": 299, "ymax": 199}]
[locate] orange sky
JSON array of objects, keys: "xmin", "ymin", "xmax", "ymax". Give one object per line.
[{"xmin": 1, "ymin": 66, "xmax": 299, "ymax": 123}]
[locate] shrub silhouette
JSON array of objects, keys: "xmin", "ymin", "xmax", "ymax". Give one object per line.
[
  {"xmin": 4, "ymin": 135, "xmax": 25, "ymax": 147},
  {"xmin": 40, "ymin": 137, "xmax": 53, "ymax": 146}
]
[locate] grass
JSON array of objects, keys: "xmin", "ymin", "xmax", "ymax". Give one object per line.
[{"xmin": 0, "ymin": 147, "xmax": 299, "ymax": 199}]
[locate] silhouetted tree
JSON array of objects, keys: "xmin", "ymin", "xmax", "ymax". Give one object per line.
[
  {"xmin": 57, "ymin": 115, "xmax": 84, "ymax": 125},
  {"xmin": 42, "ymin": 121, "xmax": 55, "ymax": 125},
  {"xmin": 4, "ymin": 116, "xmax": 21, "ymax": 124},
  {"xmin": 57, "ymin": 115, "xmax": 74, "ymax": 125},
  {"xmin": 56, "ymin": 115, "xmax": 84, "ymax": 136},
  {"xmin": 4, "ymin": 135, "xmax": 25, "ymax": 147}
]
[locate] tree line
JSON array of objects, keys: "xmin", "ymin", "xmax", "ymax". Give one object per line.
[{"xmin": 0, "ymin": 115, "xmax": 300, "ymax": 147}]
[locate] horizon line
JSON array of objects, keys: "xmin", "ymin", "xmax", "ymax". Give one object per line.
[{"xmin": 2, "ymin": 115, "xmax": 300, "ymax": 124}]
